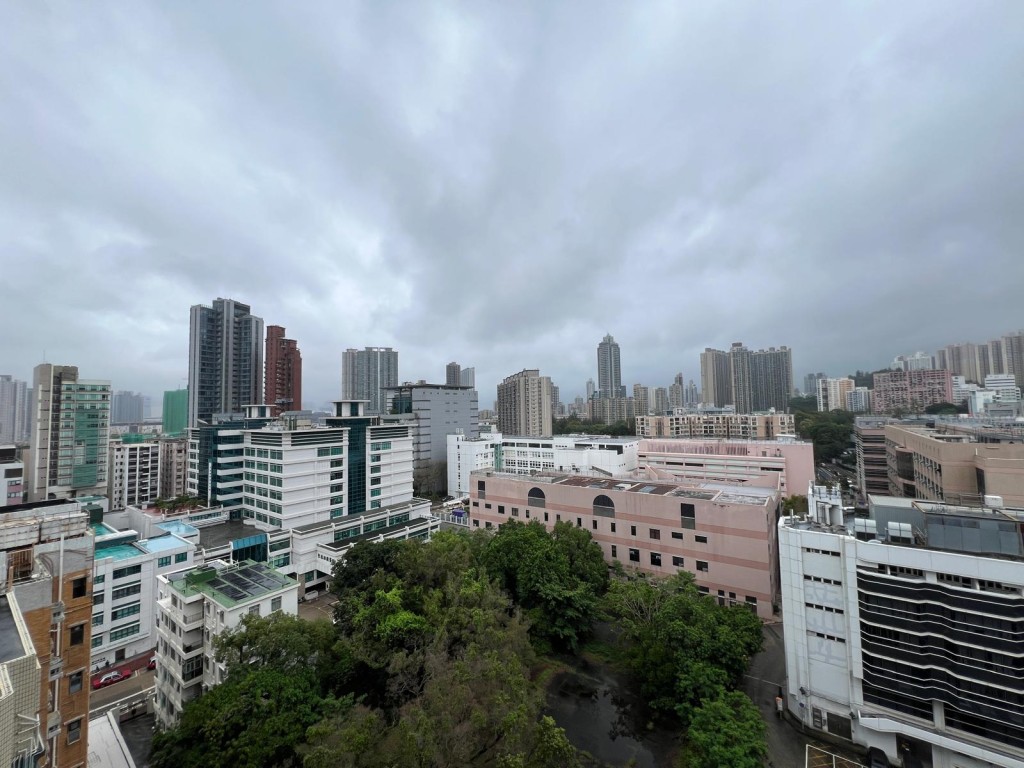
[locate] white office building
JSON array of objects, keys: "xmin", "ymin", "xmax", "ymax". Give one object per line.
[
  {"xmin": 90, "ymin": 521, "xmax": 197, "ymax": 669},
  {"xmin": 780, "ymin": 485, "xmax": 1024, "ymax": 768},
  {"xmin": 154, "ymin": 559, "xmax": 299, "ymax": 726},
  {"xmin": 447, "ymin": 433, "xmax": 640, "ymax": 497},
  {"xmin": 845, "ymin": 387, "xmax": 872, "ymax": 414}
]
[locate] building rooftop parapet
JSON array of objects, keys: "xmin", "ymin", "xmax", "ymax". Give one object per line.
[
  {"xmin": 165, "ymin": 559, "xmax": 296, "ymax": 607},
  {"xmin": 476, "ymin": 469, "xmax": 776, "ymax": 507}
]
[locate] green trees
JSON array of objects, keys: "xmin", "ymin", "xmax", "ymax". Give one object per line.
[
  {"xmin": 553, "ymin": 417, "xmax": 636, "ymax": 436},
  {"xmin": 483, "ymin": 520, "xmax": 608, "ymax": 651},
  {"xmin": 678, "ymin": 691, "xmax": 767, "ymax": 768},
  {"xmin": 152, "ymin": 525, "xmax": 769, "ymax": 767},
  {"xmin": 604, "ymin": 573, "xmax": 764, "ymax": 727}
]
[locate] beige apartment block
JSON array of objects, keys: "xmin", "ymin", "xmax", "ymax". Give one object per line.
[
  {"xmin": 469, "ymin": 471, "xmax": 781, "ymax": 619},
  {"xmin": 884, "ymin": 424, "xmax": 1024, "ymax": 505},
  {"xmin": 636, "ymin": 412, "xmax": 795, "ymax": 440}
]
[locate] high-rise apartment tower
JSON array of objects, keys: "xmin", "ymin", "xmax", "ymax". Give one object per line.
[
  {"xmin": 187, "ymin": 298, "xmax": 264, "ymax": 427},
  {"xmin": 264, "ymin": 325, "xmax": 302, "ymax": 415},
  {"xmin": 341, "ymin": 347, "xmax": 399, "ymax": 415}
]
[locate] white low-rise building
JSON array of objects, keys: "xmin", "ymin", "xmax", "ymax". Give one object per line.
[
  {"xmin": 90, "ymin": 521, "xmax": 197, "ymax": 670},
  {"xmin": 780, "ymin": 484, "xmax": 1024, "ymax": 768},
  {"xmin": 108, "ymin": 440, "xmax": 161, "ymax": 511},
  {"xmin": 447, "ymin": 433, "xmax": 640, "ymax": 497},
  {"xmin": 154, "ymin": 559, "xmax": 299, "ymax": 727}
]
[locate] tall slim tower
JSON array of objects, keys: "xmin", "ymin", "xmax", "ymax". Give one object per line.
[
  {"xmin": 597, "ymin": 334, "xmax": 623, "ymax": 398},
  {"xmin": 28, "ymin": 364, "xmax": 111, "ymax": 501},
  {"xmin": 700, "ymin": 348, "xmax": 732, "ymax": 407},
  {"xmin": 446, "ymin": 362, "xmax": 461, "ymax": 387},
  {"xmin": 188, "ymin": 298, "xmax": 264, "ymax": 427},
  {"xmin": 265, "ymin": 325, "xmax": 302, "ymax": 415},
  {"xmin": 0, "ymin": 374, "xmax": 29, "ymax": 443},
  {"xmin": 341, "ymin": 347, "xmax": 399, "ymax": 414}
]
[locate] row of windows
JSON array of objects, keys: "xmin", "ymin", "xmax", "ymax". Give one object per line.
[
  {"xmin": 245, "ymin": 448, "xmax": 284, "ymax": 460},
  {"xmin": 803, "ymin": 547, "xmax": 841, "ymax": 557},
  {"xmin": 491, "ymin": 505, "xmax": 710, "ymax": 544},
  {"xmin": 244, "ymin": 460, "xmax": 283, "ymax": 472},
  {"xmin": 317, "ymin": 446, "xmax": 345, "ymax": 457},
  {"xmin": 809, "ymin": 630, "xmax": 845, "ymax": 643},
  {"xmin": 244, "ymin": 472, "xmax": 284, "ymax": 487},
  {"xmin": 112, "ymin": 564, "xmax": 142, "ymax": 580},
  {"xmin": 112, "ymin": 582, "xmax": 142, "ymax": 601},
  {"xmin": 806, "ymin": 602, "xmax": 844, "ymax": 614},
  {"xmin": 157, "ymin": 553, "xmax": 189, "ymax": 568},
  {"xmin": 804, "ymin": 574, "xmax": 842, "ymax": 586},
  {"xmin": 110, "ymin": 622, "xmax": 141, "ymax": 642}
]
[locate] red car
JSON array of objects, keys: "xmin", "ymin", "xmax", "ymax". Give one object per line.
[
  {"xmin": 91, "ymin": 670, "xmax": 126, "ymax": 689},
  {"xmin": 147, "ymin": 657, "xmax": 157, "ymax": 670}
]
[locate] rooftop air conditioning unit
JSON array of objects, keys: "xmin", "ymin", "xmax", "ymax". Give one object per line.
[{"xmin": 984, "ymin": 495, "xmax": 1005, "ymax": 509}]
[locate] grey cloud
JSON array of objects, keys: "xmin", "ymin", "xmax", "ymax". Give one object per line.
[{"xmin": 1, "ymin": 1, "xmax": 1022, "ymax": 407}]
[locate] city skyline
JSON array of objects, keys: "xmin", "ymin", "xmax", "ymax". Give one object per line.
[{"xmin": 3, "ymin": 4, "xmax": 1024, "ymax": 409}]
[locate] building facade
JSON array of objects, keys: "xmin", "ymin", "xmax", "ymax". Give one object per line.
[
  {"xmin": 446, "ymin": 433, "xmax": 640, "ymax": 497},
  {"xmin": 845, "ymin": 387, "xmax": 872, "ymax": 414},
  {"xmin": 162, "ymin": 389, "xmax": 188, "ymax": 436},
  {"xmin": 90, "ymin": 520, "xmax": 196, "ymax": 669},
  {"xmin": 636, "ymin": 412, "xmax": 795, "ymax": 440},
  {"xmin": 385, "ymin": 384, "xmax": 479, "ymax": 480},
  {"xmin": 470, "ymin": 471, "xmax": 781, "ymax": 619},
  {"xmin": 110, "ymin": 392, "xmax": 144, "ymax": 426},
  {"xmin": 816, "ymin": 377, "xmax": 854, "ymax": 412},
  {"xmin": 854, "ymin": 417, "xmax": 894, "ymax": 500},
  {"xmin": 0, "ymin": 498, "xmax": 95, "ymax": 768},
  {"xmin": 701, "ymin": 348, "xmax": 733, "ymax": 408},
  {"xmin": 264, "ymin": 325, "xmax": 302, "ymax": 415},
  {"xmin": 0, "ymin": 374, "xmax": 30, "ymax": 444},
  {"xmin": 154, "ymin": 559, "xmax": 299, "ymax": 727},
  {"xmin": 884, "ymin": 424, "xmax": 1024, "ymax": 506},
  {"xmin": 187, "ymin": 298, "xmax": 264, "ymax": 428},
  {"xmin": 780, "ymin": 489, "xmax": 1024, "ymax": 768},
  {"xmin": 597, "ymin": 334, "xmax": 624, "ymax": 399},
  {"xmin": 28, "ymin": 364, "xmax": 111, "ymax": 502},
  {"xmin": 637, "ymin": 437, "xmax": 815, "ymax": 499},
  {"xmin": 341, "ymin": 347, "xmax": 398, "ymax": 415},
  {"xmin": 496, "ymin": 369, "xmax": 553, "ymax": 437},
  {"xmin": 2, "ymin": 445, "xmax": 25, "ymax": 507},
  {"xmin": 108, "ymin": 440, "xmax": 161, "ymax": 510},
  {"xmin": 159, "ymin": 436, "xmax": 189, "ymax": 500},
  {"xmin": 871, "ymin": 370, "xmax": 953, "ymax": 414}
]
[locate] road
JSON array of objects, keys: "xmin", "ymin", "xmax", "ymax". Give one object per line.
[
  {"xmin": 90, "ymin": 668, "xmax": 155, "ymax": 715},
  {"xmin": 744, "ymin": 624, "xmax": 864, "ymax": 768}
]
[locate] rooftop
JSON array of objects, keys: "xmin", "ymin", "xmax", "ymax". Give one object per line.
[
  {"xmin": 166, "ymin": 560, "xmax": 296, "ymax": 607},
  {"xmin": 156, "ymin": 520, "xmax": 199, "ymax": 538},
  {"xmin": 137, "ymin": 534, "xmax": 188, "ymax": 553},
  {"xmin": 0, "ymin": 596, "xmax": 30, "ymax": 664},
  {"xmin": 483, "ymin": 470, "xmax": 774, "ymax": 507},
  {"xmin": 198, "ymin": 519, "xmax": 253, "ymax": 549}
]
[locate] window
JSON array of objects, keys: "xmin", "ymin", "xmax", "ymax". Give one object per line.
[
  {"xmin": 593, "ymin": 494, "xmax": 615, "ymax": 518},
  {"xmin": 544, "ymin": 512, "xmax": 549, "ymax": 522},
  {"xmin": 696, "ymin": 560, "xmax": 709, "ymax": 573},
  {"xmin": 109, "ymin": 623, "xmax": 140, "ymax": 641},
  {"xmin": 91, "ymin": 635, "xmax": 103, "ymax": 648},
  {"xmin": 111, "ymin": 603, "xmax": 141, "ymax": 621},
  {"xmin": 92, "ymin": 612, "xmax": 103, "ymax": 626},
  {"xmin": 630, "ymin": 525, "xmax": 636, "ymax": 536},
  {"xmin": 649, "ymin": 551, "xmax": 663, "ymax": 567},
  {"xmin": 112, "ymin": 564, "xmax": 142, "ymax": 580},
  {"xmin": 649, "ymin": 529, "xmax": 660, "ymax": 540},
  {"xmin": 695, "ymin": 535, "xmax": 707, "ymax": 544},
  {"xmin": 528, "ymin": 487, "xmax": 546, "ymax": 508},
  {"xmin": 67, "ymin": 718, "xmax": 82, "ymax": 744},
  {"xmin": 92, "ymin": 592, "xmax": 105, "ymax": 605},
  {"xmin": 671, "ymin": 531, "xmax": 683, "ymax": 540},
  {"xmin": 610, "ymin": 522, "xmax": 616, "ymax": 533},
  {"xmin": 69, "ymin": 624, "xmax": 85, "ymax": 646},
  {"xmin": 94, "ymin": 575, "xmax": 105, "ymax": 584},
  {"xmin": 628, "ymin": 548, "xmax": 640, "ymax": 562},
  {"xmin": 248, "ymin": 605, "xmax": 260, "ymax": 616},
  {"xmin": 611, "ymin": 545, "xmax": 618, "ymax": 558},
  {"xmin": 592, "ymin": 520, "xmax": 597, "ymax": 530},
  {"xmin": 271, "ymin": 597, "xmax": 282, "ymax": 612},
  {"xmin": 158, "ymin": 556, "xmax": 171, "ymax": 568},
  {"xmin": 498, "ymin": 505, "xmax": 505, "ymax": 515},
  {"xmin": 111, "ymin": 583, "xmax": 142, "ymax": 600},
  {"xmin": 69, "ymin": 671, "xmax": 83, "ymax": 693},
  {"xmin": 175, "ymin": 552, "xmax": 188, "ymax": 563},
  {"xmin": 576, "ymin": 517, "xmax": 582, "ymax": 527},
  {"xmin": 556, "ymin": 514, "xmax": 561, "ymax": 522},
  {"xmin": 672, "ymin": 556, "xmax": 684, "ymax": 567},
  {"xmin": 680, "ymin": 502, "xmax": 696, "ymax": 529},
  {"xmin": 72, "ymin": 577, "xmax": 87, "ymax": 598}
]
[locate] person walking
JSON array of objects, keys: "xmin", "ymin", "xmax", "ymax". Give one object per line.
[{"xmin": 775, "ymin": 689, "xmax": 785, "ymax": 719}]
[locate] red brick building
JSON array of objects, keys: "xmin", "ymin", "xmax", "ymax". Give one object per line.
[{"xmin": 264, "ymin": 325, "xmax": 302, "ymax": 415}]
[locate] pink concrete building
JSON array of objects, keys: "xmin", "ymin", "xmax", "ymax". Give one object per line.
[
  {"xmin": 469, "ymin": 471, "xmax": 781, "ymax": 619},
  {"xmin": 637, "ymin": 437, "xmax": 814, "ymax": 498},
  {"xmin": 872, "ymin": 370, "xmax": 953, "ymax": 414}
]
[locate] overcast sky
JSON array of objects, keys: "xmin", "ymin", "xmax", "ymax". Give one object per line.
[{"xmin": 2, "ymin": 2, "xmax": 1023, "ymax": 408}]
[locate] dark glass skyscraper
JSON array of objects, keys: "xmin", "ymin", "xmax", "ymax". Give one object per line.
[{"xmin": 187, "ymin": 298, "xmax": 264, "ymax": 427}]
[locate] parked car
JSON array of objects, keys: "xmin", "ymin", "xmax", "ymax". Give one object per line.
[
  {"xmin": 865, "ymin": 747, "xmax": 890, "ymax": 768},
  {"xmin": 147, "ymin": 656, "xmax": 157, "ymax": 670},
  {"xmin": 92, "ymin": 670, "xmax": 126, "ymax": 689}
]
